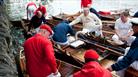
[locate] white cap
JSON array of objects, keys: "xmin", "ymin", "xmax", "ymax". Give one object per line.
[
  {"xmin": 83, "ymin": 7, "xmax": 89, "ymax": 11},
  {"xmin": 130, "ymin": 18, "xmax": 138, "ymax": 25}
]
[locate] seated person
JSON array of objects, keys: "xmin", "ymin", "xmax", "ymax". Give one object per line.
[
  {"xmin": 81, "ymin": 0, "xmax": 100, "ymax": 18},
  {"xmin": 112, "ymin": 11, "xmax": 135, "ymax": 46},
  {"xmin": 107, "ymin": 18, "xmax": 138, "ymax": 77},
  {"xmin": 29, "ymin": 11, "xmax": 47, "ymax": 33},
  {"xmin": 52, "ymin": 20, "xmax": 75, "ymax": 45},
  {"xmin": 73, "ymin": 49, "xmax": 112, "ymax": 77},
  {"xmin": 69, "ymin": 7, "xmax": 103, "ymax": 38}
]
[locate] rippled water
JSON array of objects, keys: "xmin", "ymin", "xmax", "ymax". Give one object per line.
[{"xmin": 48, "ymin": 0, "xmax": 138, "ymax": 16}]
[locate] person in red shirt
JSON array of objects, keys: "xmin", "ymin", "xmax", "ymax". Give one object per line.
[
  {"xmin": 81, "ymin": 0, "xmax": 92, "ymax": 8},
  {"xmin": 80, "ymin": 0, "xmax": 100, "ymax": 18},
  {"xmin": 24, "ymin": 24, "xmax": 60, "ymax": 77},
  {"xmin": 73, "ymin": 49, "xmax": 112, "ymax": 77},
  {"xmin": 35, "ymin": 2, "xmax": 47, "ymax": 17},
  {"xmin": 26, "ymin": 2, "xmax": 37, "ymax": 20}
]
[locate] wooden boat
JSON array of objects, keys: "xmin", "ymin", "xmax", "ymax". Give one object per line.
[
  {"xmin": 21, "ymin": 13, "xmax": 124, "ymax": 63},
  {"xmin": 19, "ymin": 13, "xmax": 129, "ymax": 77},
  {"xmin": 125, "ymin": 67, "xmax": 138, "ymax": 77},
  {"xmin": 20, "ymin": 20, "xmax": 117, "ymax": 77},
  {"xmin": 50, "ymin": 13, "xmax": 138, "ymax": 77},
  {"xmin": 18, "ymin": 49, "xmax": 81, "ymax": 77},
  {"xmin": 48, "ymin": 14, "xmax": 126, "ymax": 52}
]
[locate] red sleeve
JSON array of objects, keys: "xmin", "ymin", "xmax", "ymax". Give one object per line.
[
  {"xmin": 81, "ymin": 0, "xmax": 92, "ymax": 7},
  {"xmin": 34, "ymin": 9, "xmax": 38, "ymax": 15},
  {"xmin": 43, "ymin": 39, "xmax": 57, "ymax": 73},
  {"xmin": 90, "ymin": 0, "xmax": 92, "ymax": 4},
  {"xmin": 73, "ymin": 71, "xmax": 81, "ymax": 77},
  {"xmin": 27, "ymin": 2, "xmax": 37, "ymax": 8},
  {"xmin": 42, "ymin": 6, "xmax": 47, "ymax": 16},
  {"xmin": 81, "ymin": 0, "xmax": 84, "ymax": 8},
  {"xmin": 34, "ymin": 4, "xmax": 37, "ymax": 8}
]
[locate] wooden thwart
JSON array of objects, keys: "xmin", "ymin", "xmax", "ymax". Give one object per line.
[{"xmin": 125, "ymin": 67, "xmax": 138, "ymax": 77}]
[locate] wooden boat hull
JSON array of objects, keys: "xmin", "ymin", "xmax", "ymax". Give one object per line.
[{"xmin": 20, "ymin": 15, "xmax": 126, "ymax": 77}]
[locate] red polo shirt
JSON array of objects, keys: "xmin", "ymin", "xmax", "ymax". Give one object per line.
[
  {"xmin": 24, "ymin": 34, "xmax": 57, "ymax": 77},
  {"xmin": 73, "ymin": 61, "xmax": 112, "ymax": 77},
  {"xmin": 35, "ymin": 5, "xmax": 47, "ymax": 16},
  {"xmin": 81, "ymin": 0, "xmax": 92, "ymax": 7},
  {"xmin": 27, "ymin": 2, "xmax": 37, "ymax": 8}
]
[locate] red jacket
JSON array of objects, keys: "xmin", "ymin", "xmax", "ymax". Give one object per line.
[
  {"xmin": 24, "ymin": 34, "xmax": 57, "ymax": 77},
  {"xmin": 73, "ymin": 61, "xmax": 112, "ymax": 77},
  {"xmin": 27, "ymin": 2, "xmax": 37, "ymax": 8},
  {"xmin": 81, "ymin": 0, "xmax": 92, "ymax": 7},
  {"xmin": 35, "ymin": 5, "xmax": 47, "ymax": 16}
]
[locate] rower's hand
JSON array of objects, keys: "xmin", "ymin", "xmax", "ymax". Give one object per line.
[
  {"xmin": 48, "ymin": 71, "xmax": 61, "ymax": 77},
  {"xmin": 107, "ymin": 66, "xmax": 113, "ymax": 72},
  {"xmin": 27, "ymin": 32, "xmax": 32, "ymax": 35},
  {"xmin": 53, "ymin": 71, "xmax": 61, "ymax": 77},
  {"xmin": 120, "ymin": 36, "xmax": 128, "ymax": 41}
]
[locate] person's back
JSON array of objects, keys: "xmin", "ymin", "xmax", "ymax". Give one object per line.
[
  {"xmin": 37, "ymin": 5, "xmax": 46, "ymax": 15},
  {"xmin": 35, "ymin": 3, "xmax": 47, "ymax": 16},
  {"xmin": 73, "ymin": 49, "xmax": 112, "ymax": 77},
  {"xmin": 24, "ymin": 25, "xmax": 58, "ymax": 77},
  {"xmin": 73, "ymin": 61, "xmax": 111, "ymax": 77},
  {"xmin": 52, "ymin": 21, "xmax": 75, "ymax": 44},
  {"xmin": 24, "ymin": 34, "xmax": 56, "ymax": 77}
]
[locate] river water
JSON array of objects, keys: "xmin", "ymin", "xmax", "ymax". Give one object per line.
[{"xmin": 47, "ymin": 0, "xmax": 138, "ymax": 16}]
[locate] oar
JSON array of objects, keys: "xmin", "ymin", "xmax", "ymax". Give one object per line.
[
  {"xmin": 78, "ymin": 35, "xmax": 124, "ymax": 56},
  {"xmin": 102, "ymin": 30, "xmax": 114, "ymax": 35}
]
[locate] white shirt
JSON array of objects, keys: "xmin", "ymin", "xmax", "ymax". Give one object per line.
[
  {"xmin": 69, "ymin": 12, "xmax": 102, "ymax": 32},
  {"xmin": 115, "ymin": 18, "xmax": 132, "ymax": 36}
]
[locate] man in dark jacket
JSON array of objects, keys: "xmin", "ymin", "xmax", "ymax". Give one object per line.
[
  {"xmin": 52, "ymin": 20, "xmax": 75, "ymax": 45},
  {"xmin": 29, "ymin": 11, "xmax": 47, "ymax": 32},
  {"xmin": 107, "ymin": 18, "xmax": 138, "ymax": 77}
]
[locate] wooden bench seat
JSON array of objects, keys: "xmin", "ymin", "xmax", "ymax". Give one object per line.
[{"xmin": 125, "ymin": 67, "xmax": 138, "ymax": 77}]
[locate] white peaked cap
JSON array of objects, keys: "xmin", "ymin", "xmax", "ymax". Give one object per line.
[
  {"xmin": 130, "ymin": 18, "xmax": 138, "ymax": 25},
  {"xmin": 83, "ymin": 7, "xmax": 89, "ymax": 11}
]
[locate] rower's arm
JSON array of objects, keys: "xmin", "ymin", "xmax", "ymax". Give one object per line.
[
  {"xmin": 92, "ymin": 13, "xmax": 103, "ymax": 37},
  {"xmin": 127, "ymin": 28, "xmax": 134, "ymax": 37},
  {"xmin": 114, "ymin": 21, "xmax": 121, "ymax": 38},
  {"xmin": 92, "ymin": 13, "xmax": 102, "ymax": 26},
  {"xmin": 111, "ymin": 47, "xmax": 138, "ymax": 71},
  {"xmin": 69, "ymin": 15, "xmax": 82, "ymax": 26}
]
